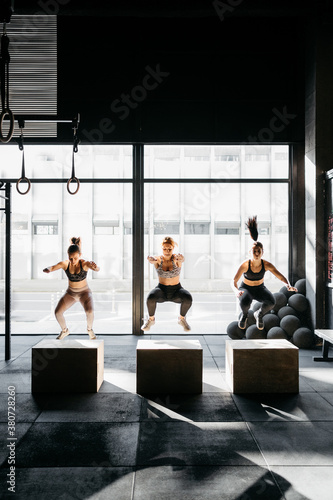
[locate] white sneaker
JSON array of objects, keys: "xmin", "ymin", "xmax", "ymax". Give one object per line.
[
  {"xmin": 141, "ymin": 318, "xmax": 155, "ymax": 331},
  {"xmin": 178, "ymin": 317, "xmax": 191, "ymax": 332},
  {"xmin": 88, "ymin": 329, "xmax": 97, "ymax": 339},
  {"xmin": 56, "ymin": 328, "xmax": 69, "ymax": 340}
]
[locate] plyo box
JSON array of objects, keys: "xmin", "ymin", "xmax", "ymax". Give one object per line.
[
  {"xmin": 32, "ymin": 339, "xmax": 104, "ymax": 393},
  {"xmin": 226, "ymin": 339, "xmax": 299, "ymax": 394},
  {"xmin": 136, "ymin": 339, "xmax": 203, "ymax": 394}
]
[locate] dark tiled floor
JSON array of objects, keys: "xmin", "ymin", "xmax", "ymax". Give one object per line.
[{"xmin": 0, "ymin": 334, "xmax": 333, "ymax": 499}]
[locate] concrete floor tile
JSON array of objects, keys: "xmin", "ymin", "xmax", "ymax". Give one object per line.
[
  {"xmin": 207, "ymin": 344, "xmax": 226, "ymax": 357},
  {"xmin": 0, "ymin": 466, "xmax": 134, "ymax": 500},
  {"xmin": 36, "ymin": 393, "xmax": 142, "ymax": 422},
  {"xmin": 133, "ymin": 465, "xmax": 284, "ymax": 500},
  {"xmin": 299, "ymin": 355, "xmax": 333, "ymax": 370},
  {"xmin": 213, "ymin": 356, "xmax": 225, "ymax": 372},
  {"xmin": 248, "ymin": 421, "xmax": 333, "ymax": 465},
  {"xmin": 141, "ymin": 393, "xmax": 242, "ymax": 423},
  {"xmin": 232, "ymin": 392, "xmax": 333, "ymax": 422},
  {"xmin": 298, "ymin": 375, "xmax": 316, "ymax": 392},
  {"xmin": 101, "ymin": 371, "xmax": 137, "ymax": 393},
  {"xmin": 271, "ymin": 465, "xmax": 333, "ymax": 500},
  {"xmin": 320, "ymin": 392, "xmax": 333, "ymax": 406},
  {"xmin": 0, "ymin": 393, "xmax": 47, "ymax": 423},
  {"xmin": 0, "ymin": 423, "xmax": 32, "ymax": 467},
  {"xmin": 137, "ymin": 421, "xmax": 265, "ymax": 467},
  {"xmin": 0, "ymin": 372, "xmax": 32, "ymax": 393},
  {"xmin": 104, "ymin": 356, "xmax": 136, "ymax": 372},
  {"xmin": 203, "ymin": 371, "xmax": 230, "ymax": 393},
  {"xmin": 300, "ymin": 370, "xmax": 333, "ymax": 392},
  {"xmin": 15, "ymin": 422, "xmax": 139, "ymax": 467},
  {"xmin": 0, "ymin": 357, "xmax": 31, "ymax": 373},
  {"xmin": 103, "ymin": 344, "xmax": 138, "ymax": 357}
]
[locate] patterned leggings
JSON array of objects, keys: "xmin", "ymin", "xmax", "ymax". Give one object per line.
[{"xmin": 55, "ymin": 285, "xmax": 94, "ymax": 330}]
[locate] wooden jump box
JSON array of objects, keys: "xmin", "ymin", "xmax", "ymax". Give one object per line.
[
  {"xmin": 136, "ymin": 339, "xmax": 203, "ymax": 394},
  {"xmin": 226, "ymin": 339, "xmax": 299, "ymax": 394},
  {"xmin": 32, "ymin": 339, "xmax": 104, "ymax": 393}
]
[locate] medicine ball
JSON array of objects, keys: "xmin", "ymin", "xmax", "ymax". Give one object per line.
[
  {"xmin": 272, "ymin": 292, "xmax": 287, "ymax": 312},
  {"xmin": 263, "ymin": 313, "xmax": 280, "ymax": 331},
  {"xmin": 267, "ymin": 326, "xmax": 288, "ymax": 339},
  {"xmin": 227, "ymin": 321, "xmax": 245, "ymax": 339},
  {"xmin": 288, "ymin": 293, "xmax": 309, "ymax": 313},
  {"xmin": 278, "ymin": 306, "xmax": 298, "ymax": 320},
  {"xmin": 246, "ymin": 324, "xmax": 266, "ymax": 339},
  {"xmin": 292, "ymin": 327, "xmax": 314, "ymax": 348},
  {"xmin": 279, "ymin": 286, "xmax": 296, "ymax": 299},
  {"xmin": 294, "ymin": 278, "xmax": 306, "ymax": 296},
  {"xmin": 280, "ymin": 315, "xmax": 301, "ymax": 337}
]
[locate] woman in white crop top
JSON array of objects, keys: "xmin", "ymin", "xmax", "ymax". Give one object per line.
[
  {"xmin": 142, "ymin": 236, "xmax": 193, "ymax": 332},
  {"xmin": 43, "ymin": 236, "xmax": 100, "ymax": 340}
]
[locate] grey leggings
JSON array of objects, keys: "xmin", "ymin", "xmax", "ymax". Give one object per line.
[{"xmin": 55, "ymin": 284, "xmax": 94, "ymax": 330}]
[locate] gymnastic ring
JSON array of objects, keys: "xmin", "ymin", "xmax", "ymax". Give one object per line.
[
  {"xmin": 0, "ymin": 108, "xmax": 15, "ymax": 143},
  {"xmin": 16, "ymin": 177, "xmax": 31, "ymax": 195},
  {"xmin": 67, "ymin": 176, "xmax": 80, "ymax": 195}
]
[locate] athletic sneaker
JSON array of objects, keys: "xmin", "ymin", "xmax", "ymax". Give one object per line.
[
  {"xmin": 238, "ymin": 314, "xmax": 248, "ymax": 329},
  {"xmin": 178, "ymin": 317, "xmax": 191, "ymax": 332},
  {"xmin": 254, "ymin": 310, "xmax": 264, "ymax": 330},
  {"xmin": 56, "ymin": 328, "xmax": 69, "ymax": 340},
  {"xmin": 141, "ymin": 318, "xmax": 155, "ymax": 331},
  {"xmin": 88, "ymin": 329, "xmax": 97, "ymax": 340}
]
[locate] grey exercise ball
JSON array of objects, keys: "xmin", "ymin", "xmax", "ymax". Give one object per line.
[
  {"xmin": 267, "ymin": 326, "xmax": 288, "ymax": 339},
  {"xmin": 294, "ymin": 278, "xmax": 306, "ymax": 296},
  {"xmin": 272, "ymin": 292, "xmax": 287, "ymax": 312},
  {"xmin": 279, "ymin": 286, "xmax": 296, "ymax": 299},
  {"xmin": 280, "ymin": 315, "xmax": 301, "ymax": 336},
  {"xmin": 263, "ymin": 313, "xmax": 280, "ymax": 331},
  {"xmin": 288, "ymin": 293, "xmax": 309, "ymax": 313},
  {"xmin": 278, "ymin": 305, "xmax": 298, "ymax": 320},
  {"xmin": 227, "ymin": 321, "xmax": 245, "ymax": 339},
  {"xmin": 245, "ymin": 324, "xmax": 266, "ymax": 339},
  {"xmin": 292, "ymin": 327, "xmax": 314, "ymax": 348}
]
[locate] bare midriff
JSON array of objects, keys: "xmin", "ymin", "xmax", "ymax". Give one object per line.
[
  {"xmin": 158, "ymin": 277, "xmax": 180, "ymax": 286},
  {"xmin": 68, "ymin": 278, "xmax": 88, "ymax": 289},
  {"xmin": 242, "ymin": 277, "xmax": 264, "ymax": 287}
]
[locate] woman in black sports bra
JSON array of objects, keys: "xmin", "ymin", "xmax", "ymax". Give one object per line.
[
  {"xmin": 231, "ymin": 216, "xmax": 297, "ymax": 330},
  {"xmin": 43, "ymin": 237, "xmax": 100, "ymax": 340}
]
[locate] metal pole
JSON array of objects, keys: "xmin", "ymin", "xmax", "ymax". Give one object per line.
[
  {"xmin": 132, "ymin": 144, "xmax": 144, "ymax": 335},
  {"xmin": 5, "ymin": 183, "xmax": 11, "ymax": 360}
]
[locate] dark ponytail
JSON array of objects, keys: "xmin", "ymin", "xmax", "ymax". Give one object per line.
[
  {"xmin": 246, "ymin": 216, "xmax": 263, "ymax": 250},
  {"xmin": 67, "ymin": 236, "xmax": 81, "ymax": 255}
]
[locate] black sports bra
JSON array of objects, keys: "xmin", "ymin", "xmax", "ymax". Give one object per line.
[
  {"xmin": 243, "ymin": 260, "xmax": 265, "ymax": 281},
  {"xmin": 65, "ymin": 261, "xmax": 88, "ymax": 282}
]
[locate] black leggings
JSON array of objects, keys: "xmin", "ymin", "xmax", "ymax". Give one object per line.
[
  {"xmin": 239, "ymin": 282, "xmax": 275, "ymax": 316},
  {"xmin": 147, "ymin": 283, "xmax": 193, "ymax": 317}
]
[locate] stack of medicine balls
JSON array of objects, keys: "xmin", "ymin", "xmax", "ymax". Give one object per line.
[{"xmin": 227, "ymin": 278, "xmax": 314, "ymax": 348}]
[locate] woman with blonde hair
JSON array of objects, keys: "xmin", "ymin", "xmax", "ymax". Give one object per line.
[
  {"xmin": 43, "ymin": 237, "xmax": 100, "ymax": 339},
  {"xmin": 142, "ymin": 236, "xmax": 193, "ymax": 332},
  {"xmin": 231, "ymin": 216, "xmax": 297, "ymax": 330}
]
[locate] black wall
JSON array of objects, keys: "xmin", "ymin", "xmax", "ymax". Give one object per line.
[{"xmin": 57, "ymin": 14, "xmax": 305, "ymax": 144}]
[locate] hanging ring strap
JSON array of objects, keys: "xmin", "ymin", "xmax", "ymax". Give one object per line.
[
  {"xmin": 67, "ymin": 147, "xmax": 80, "ymax": 195},
  {"xmin": 16, "ymin": 129, "xmax": 31, "ymax": 195},
  {"xmin": 0, "ymin": 26, "xmax": 15, "ymax": 143}
]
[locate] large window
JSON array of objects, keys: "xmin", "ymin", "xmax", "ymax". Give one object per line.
[
  {"xmin": 144, "ymin": 145, "xmax": 289, "ymax": 334},
  {"xmin": 0, "ymin": 145, "xmax": 132, "ymax": 335},
  {"xmin": 1, "ymin": 144, "xmax": 290, "ymax": 336}
]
